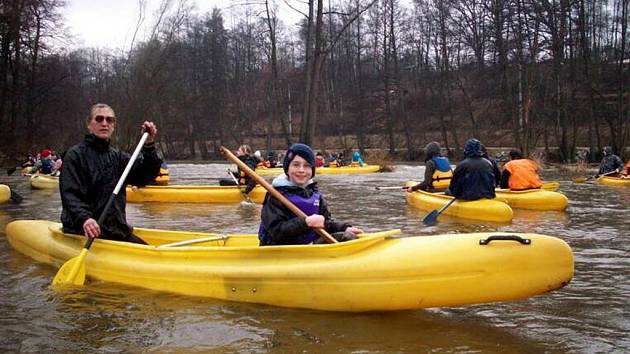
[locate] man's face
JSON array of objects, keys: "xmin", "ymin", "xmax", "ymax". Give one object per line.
[{"xmin": 88, "ymin": 107, "xmax": 116, "ymax": 140}]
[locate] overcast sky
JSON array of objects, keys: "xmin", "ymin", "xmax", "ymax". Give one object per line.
[{"xmin": 60, "ymin": 0, "xmax": 303, "ymax": 50}]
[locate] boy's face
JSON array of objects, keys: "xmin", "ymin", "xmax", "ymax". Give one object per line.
[{"xmin": 287, "ymin": 155, "xmax": 312, "ymax": 186}]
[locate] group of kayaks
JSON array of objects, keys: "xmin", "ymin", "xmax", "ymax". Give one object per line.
[
  {"xmin": 10, "ymin": 162, "xmax": 627, "ymax": 311},
  {"xmin": 405, "ymin": 181, "xmax": 569, "ymax": 223}
]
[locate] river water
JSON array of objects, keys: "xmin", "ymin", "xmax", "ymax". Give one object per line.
[{"xmin": 0, "ymin": 163, "xmax": 628, "ymax": 353}]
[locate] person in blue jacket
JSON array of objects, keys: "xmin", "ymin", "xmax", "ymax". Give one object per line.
[
  {"xmin": 447, "ymin": 138, "xmax": 496, "ymax": 200},
  {"xmin": 351, "ymin": 151, "xmax": 365, "ymax": 167},
  {"xmin": 258, "ymin": 143, "xmax": 363, "ymax": 246}
]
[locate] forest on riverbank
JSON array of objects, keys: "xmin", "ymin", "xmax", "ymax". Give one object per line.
[{"xmin": 0, "ymin": 0, "xmax": 628, "ymax": 165}]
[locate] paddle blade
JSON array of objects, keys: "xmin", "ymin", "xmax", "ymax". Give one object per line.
[
  {"xmin": 52, "ymin": 248, "xmax": 88, "ymax": 286},
  {"xmin": 422, "ymin": 210, "xmax": 439, "ymax": 225},
  {"xmin": 9, "ymin": 189, "xmax": 23, "ymax": 204},
  {"xmin": 572, "ymin": 177, "xmax": 587, "ymax": 183},
  {"xmin": 7, "ymin": 167, "xmax": 17, "ymax": 175}
]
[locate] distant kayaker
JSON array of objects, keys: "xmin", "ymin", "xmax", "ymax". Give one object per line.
[
  {"xmin": 258, "ymin": 143, "xmax": 363, "ymax": 246},
  {"xmin": 32, "ymin": 149, "xmax": 55, "ymax": 175},
  {"xmin": 597, "ymin": 146, "xmax": 623, "ymax": 177},
  {"xmin": 266, "ymin": 151, "xmax": 278, "ymax": 168},
  {"xmin": 351, "ymin": 151, "xmax": 365, "ymax": 167},
  {"xmin": 407, "ymin": 141, "xmax": 453, "ymax": 193},
  {"xmin": 220, "ymin": 144, "xmax": 258, "ymax": 195},
  {"xmin": 481, "ymin": 144, "xmax": 501, "ymax": 187},
  {"xmin": 315, "ymin": 152, "xmax": 325, "ymax": 167},
  {"xmin": 60, "ymin": 103, "xmax": 162, "ymax": 244},
  {"xmin": 500, "ymin": 149, "xmax": 542, "ymax": 190},
  {"xmin": 446, "ymin": 138, "xmax": 496, "ymax": 200}
]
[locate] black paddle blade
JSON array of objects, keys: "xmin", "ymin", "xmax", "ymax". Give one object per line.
[
  {"xmin": 7, "ymin": 167, "xmax": 17, "ymax": 176},
  {"xmin": 10, "ymin": 190, "xmax": 23, "ymax": 204},
  {"xmin": 422, "ymin": 210, "xmax": 439, "ymax": 225}
]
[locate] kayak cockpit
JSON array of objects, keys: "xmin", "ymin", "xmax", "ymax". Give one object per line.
[{"xmin": 48, "ymin": 224, "xmax": 401, "ymax": 249}]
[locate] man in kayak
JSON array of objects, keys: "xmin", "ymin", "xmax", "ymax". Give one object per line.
[
  {"xmin": 447, "ymin": 138, "xmax": 496, "ymax": 200},
  {"xmin": 407, "ymin": 141, "xmax": 453, "ymax": 193},
  {"xmin": 258, "ymin": 143, "xmax": 363, "ymax": 245},
  {"xmin": 597, "ymin": 146, "xmax": 623, "ymax": 177},
  {"xmin": 60, "ymin": 103, "xmax": 162, "ymax": 244},
  {"xmin": 220, "ymin": 144, "xmax": 258, "ymax": 195},
  {"xmin": 500, "ymin": 149, "xmax": 542, "ymax": 190}
]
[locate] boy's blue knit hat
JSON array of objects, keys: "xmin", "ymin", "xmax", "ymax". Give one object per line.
[{"xmin": 283, "ymin": 143, "xmax": 316, "ymax": 176}]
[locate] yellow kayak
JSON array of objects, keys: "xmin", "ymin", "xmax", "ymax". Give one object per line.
[
  {"xmin": 256, "ymin": 164, "xmax": 381, "ymax": 176},
  {"xmin": 596, "ymin": 176, "xmax": 630, "ymax": 186},
  {"xmin": 0, "ymin": 184, "xmax": 9, "ymax": 204},
  {"xmin": 405, "ymin": 182, "xmax": 513, "ymax": 223},
  {"xmin": 495, "ymin": 189, "xmax": 568, "ymax": 211},
  {"xmin": 30, "ymin": 174, "xmax": 59, "ymax": 189},
  {"xmin": 154, "ymin": 168, "xmax": 169, "ymax": 185},
  {"xmin": 126, "ymin": 184, "xmax": 267, "ymax": 203},
  {"xmin": 6, "ymin": 220, "xmax": 574, "ymax": 312}
]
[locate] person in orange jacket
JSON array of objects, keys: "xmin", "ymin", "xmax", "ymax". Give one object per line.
[
  {"xmin": 500, "ymin": 149, "xmax": 542, "ymax": 190},
  {"xmin": 622, "ymin": 160, "xmax": 630, "ymax": 178}
]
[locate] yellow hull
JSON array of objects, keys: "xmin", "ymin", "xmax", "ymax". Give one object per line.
[
  {"xmin": 256, "ymin": 165, "xmax": 381, "ymax": 176},
  {"xmin": 6, "ymin": 220, "xmax": 573, "ymax": 312},
  {"xmin": 29, "ymin": 175, "xmax": 59, "ymax": 189},
  {"xmin": 0, "ymin": 184, "xmax": 9, "ymax": 204},
  {"xmin": 126, "ymin": 185, "xmax": 267, "ymax": 203},
  {"xmin": 495, "ymin": 189, "xmax": 568, "ymax": 211},
  {"xmin": 405, "ymin": 182, "xmax": 513, "ymax": 223},
  {"xmin": 596, "ymin": 176, "xmax": 630, "ymax": 186}
]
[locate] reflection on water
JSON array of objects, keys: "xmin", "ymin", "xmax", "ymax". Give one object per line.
[{"xmin": 1, "ymin": 163, "xmax": 629, "ymax": 352}]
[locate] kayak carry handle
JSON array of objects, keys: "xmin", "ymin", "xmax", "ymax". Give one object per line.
[{"xmin": 479, "ymin": 235, "xmax": 531, "ymax": 245}]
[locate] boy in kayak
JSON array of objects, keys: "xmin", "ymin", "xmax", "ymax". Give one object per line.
[
  {"xmin": 258, "ymin": 143, "xmax": 363, "ymax": 245},
  {"xmin": 60, "ymin": 103, "xmax": 162, "ymax": 244},
  {"xmin": 447, "ymin": 138, "xmax": 496, "ymax": 200},
  {"xmin": 500, "ymin": 149, "xmax": 542, "ymax": 190},
  {"xmin": 407, "ymin": 141, "xmax": 453, "ymax": 193},
  {"xmin": 597, "ymin": 146, "xmax": 623, "ymax": 177}
]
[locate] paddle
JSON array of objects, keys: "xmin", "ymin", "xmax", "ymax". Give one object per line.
[
  {"xmin": 7, "ymin": 167, "xmax": 17, "ymax": 175},
  {"xmin": 52, "ymin": 132, "xmax": 149, "ymax": 286},
  {"xmin": 572, "ymin": 169, "xmax": 619, "ymax": 183},
  {"xmin": 375, "ymin": 186, "xmax": 407, "ymax": 190},
  {"xmin": 422, "ymin": 197, "xmax": 457, "ymax": 226},
  {"xmin": 220, "ymin": 146, "xmax": 338, "ymax": 243},
  {"xmin": 227, "ymin": 168, "xmax": 255, "ymax": 205},
  {"xmin": 9, "ymin": 188, "xmax": 23, "ymax": 204}
]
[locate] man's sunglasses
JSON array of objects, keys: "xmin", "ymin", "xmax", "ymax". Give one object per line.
[{"xmin": 93, "ymin": 115, "xmax": 116, "ymax": 123}]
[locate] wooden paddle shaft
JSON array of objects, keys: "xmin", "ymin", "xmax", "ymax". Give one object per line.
[{"xmin": 220, "ymin": 146, "xmax": 337, "ymax": 244}]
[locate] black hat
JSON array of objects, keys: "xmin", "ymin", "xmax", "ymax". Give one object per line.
[{"xmin": 283, "ymin": 143, "xmax": 316, "ymax": 176}]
